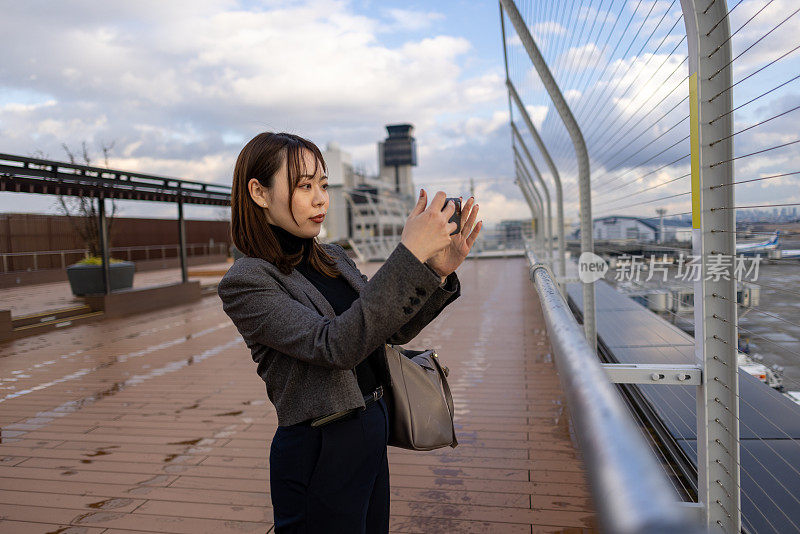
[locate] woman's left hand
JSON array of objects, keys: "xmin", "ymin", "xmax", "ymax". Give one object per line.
[{"xmin": 426, "ymin": 196, "xmax": 482, "ymax": 278}]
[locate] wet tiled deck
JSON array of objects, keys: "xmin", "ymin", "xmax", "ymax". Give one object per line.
[
  {"xmin": 0, "ymin": 257, "xmax": 596, "ymax": 533},
  {"xmin": 1, "ymin": 261, "xmax": 231, "ymax": 317}
]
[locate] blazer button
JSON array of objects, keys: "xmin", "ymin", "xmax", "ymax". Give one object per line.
[
  {"xmin": 415, "ymin": 287, "xmax": 426, "ymax": 297},
  {"xmin": 403, "ymin": 306, "xmax": 413, "ymax": 315},
  {"xmin": 410, "ymin": 297, "xmax": 420, "ymax": 305}
]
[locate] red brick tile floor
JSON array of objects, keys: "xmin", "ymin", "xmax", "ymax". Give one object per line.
[
  {"xmin": 0, "ymin": 256, "xmax": 596, "ymax": 533},
  {"xmin": 1, "ymin": 261, "xmax": 231, "ymax": 317}
]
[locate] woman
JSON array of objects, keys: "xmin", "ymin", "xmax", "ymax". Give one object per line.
[{"xmin": 218, "ymin": 132, "xmax": 482, "ymax": 533}]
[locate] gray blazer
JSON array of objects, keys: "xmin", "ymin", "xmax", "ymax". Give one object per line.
[{"xmin": 217, "ymin": 241, "xmax": 460, "ymax": 426}]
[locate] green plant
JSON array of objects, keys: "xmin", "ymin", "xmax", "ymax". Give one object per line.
[{"xmin": 75, "ymin": 256, "xmax": 125, "ymax": 266}]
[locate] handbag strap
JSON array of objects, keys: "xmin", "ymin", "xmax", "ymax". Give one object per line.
[{"xmin": 430, "ymin": 352, "xmax": 458, "ymax": 448}]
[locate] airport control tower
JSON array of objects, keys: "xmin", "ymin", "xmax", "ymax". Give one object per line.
[{"xmin": 378, "ymin": 124, "xmax": 417, "ymax": 207}]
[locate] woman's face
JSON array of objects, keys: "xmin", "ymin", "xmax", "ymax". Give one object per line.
[{"xmin": 251, "ymin": 149, "xmax": 329, "ymax": 239}]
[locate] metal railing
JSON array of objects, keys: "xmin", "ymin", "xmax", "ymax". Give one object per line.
[
  {"xmin": 0, "ymin": 153, "xmax": 231, "ymax": 206},
  {"xmin": 499, "ymin": 0, "xmax": 776, "ymax": 528},
  {"xmin": 525, "ymin": 244, "xmax": 705, "ymax": 534},
  {"xmin": 1, "ymin": 242, "xmax": 229, "ymax": 273}
]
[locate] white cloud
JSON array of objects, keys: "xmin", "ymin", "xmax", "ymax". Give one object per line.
[
  {"xmin": 383, "ymin": 8, "xmax": 444, "ymax": 32},
  {"xmin": 0, "ymin": 1, "xmax": 469, "ymax": 118},
  {"xmin": 0, "ymin": 1, "xmax": 495, "ymax": 184},
  {"xmin": 0, "ymin": 99, "xmax": 57, "ymax": 113},
  {"xmin": 524, "ymin": 105, "xmax": 548, "ymax": 130},
  {"xmin": 108, "ymin": 153, "xmax": 232, "ymax": 184},
  {"xmin": 462, "ymin": 111, "xmax": 509, "ymax": 138},
  {"xmin": 558, "ymin": 43, "xmax": 604, "ymax": 72},
  {"xmin": 463, "ymin": 72, "xmax": 505, "ymax": 102},
  {"xmin": 506, "ymin": 34, "xmax": 521, "ymax": 48},
  {"xmin": 729, "ymin": 0, "xmax": 799, "ymax": 73},
  {"xmin": 533, "ymin": 21, "xmax": 565, "ymax": 36},
  {"xmin": 472, "ymin": 182, "xmax": 531, "ymax": 223},
  {"xmin": 578, "ymin": 5, "xmax": 616, "ymax": 24},
  {"xmin": 606, "ymin": 52, "xmax": 687, "ymax": 122},
  {"xmin": 564, "ymin": 89, "xmax": 582, "ymax": 103},
  {"xmin": 527, "ymin": 21, "xmax": 566, "ymax": 49}
]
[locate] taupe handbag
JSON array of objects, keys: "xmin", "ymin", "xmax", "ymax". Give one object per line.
[{"xmin": 383, "ymin": 344, "xmax": 458, "ymax": 451}]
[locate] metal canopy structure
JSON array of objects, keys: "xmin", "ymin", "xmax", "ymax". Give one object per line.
[
  {"xmin": 0, "ymin": 153, "xmax": 231, "ymax": 206},
  {"xmin": 0, "ymin": 153, "xmax": 232, "ymax": 293}
]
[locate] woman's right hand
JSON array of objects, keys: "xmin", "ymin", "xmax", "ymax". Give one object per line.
[{"xmin": 401, "ymin": 190, "xmax": 458, "ymax": 263}]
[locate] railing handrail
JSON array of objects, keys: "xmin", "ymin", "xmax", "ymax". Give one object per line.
[
  {"xmin": 0, "ymin": 152, "xmax": 231, "ymax": 193},
  {"xmin": 525, "ymin": 243, "xmax": 706, "ymax": 534},
  {"xmin": 0, "ymin": 242, "xmax": 229, "ymax": 274},
  {"xmin": 0, "ymin": 242, "xmax": 228, "ymax": 257}
]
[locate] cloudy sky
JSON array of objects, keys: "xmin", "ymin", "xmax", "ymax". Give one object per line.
[
  {"xmin": 1, "ymin": 0, "xmax": 523, "ymax": 224},
  {"xmin": 1, "ymin": 0, "xmax": 797, "ymax": 228},
  {"xmin": 506, "ymin": 0, "xmax": 800, "ymax": 227}
]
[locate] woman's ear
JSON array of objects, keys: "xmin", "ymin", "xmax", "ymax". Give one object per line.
[{"xmin": 248, "ymin": 178, "xmax": 269, "ymax": 208}]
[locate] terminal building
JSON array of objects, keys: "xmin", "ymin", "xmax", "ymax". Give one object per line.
[
  {"xmin": 321, "ymin": 124, "xmax": 418, "ymax": 260},
  {"xmin": 572, "ymin": 215, "xmax": 691, "ymax": 243}
]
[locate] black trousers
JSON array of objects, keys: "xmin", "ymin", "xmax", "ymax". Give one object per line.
[{"xmin": 269, "ymin": 397, "xmax": 390, "ymax": 533}]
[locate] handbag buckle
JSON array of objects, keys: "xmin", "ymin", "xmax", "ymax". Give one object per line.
[{"xmin": 431, "ymin": 352, "xmax": 449, "ymax": 377}]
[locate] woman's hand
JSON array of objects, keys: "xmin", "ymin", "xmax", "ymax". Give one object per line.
[
  {"xmin": 401, "ymin": 190, "xmax": 458, "ymax": 263},
  {"xmin": 426, "ymin": 196, "xmax": 482, "ymax": 278}
]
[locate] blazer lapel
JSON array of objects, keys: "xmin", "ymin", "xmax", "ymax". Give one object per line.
[
  {"xmin": 289, "ymin": 269, "xmax": 335, "ymax": 318},
  {"xmin": 337, "ymin": 257, "xmax": 367, "ymax": 293}
]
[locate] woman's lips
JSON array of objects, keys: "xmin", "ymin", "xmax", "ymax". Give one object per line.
[{"xmin": 310, "ymin": 214, "xmax": 325, "ymax": 223}]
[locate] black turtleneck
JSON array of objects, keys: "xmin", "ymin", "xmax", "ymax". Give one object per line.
[{"xmin": 268, "ymin": 223, "xmax": 381, "ymax": 396}]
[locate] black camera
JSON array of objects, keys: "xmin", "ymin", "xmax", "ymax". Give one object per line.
[{"xmin": 443, "ymin": 197, "xmax": 462, "ymax": 235}]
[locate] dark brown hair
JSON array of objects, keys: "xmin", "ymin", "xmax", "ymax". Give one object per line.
[{"xmin": 230, "ymin": 132, "xmax": 341, "ymax": 277}]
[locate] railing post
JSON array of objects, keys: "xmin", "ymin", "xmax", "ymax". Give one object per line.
[
  {"xmin": 506, "ymin": 81, "xmax": 567, "ymax": 278},
  {"xmin": 514, "ymin": 141, "xmax": 553, "ymax": 261},
  {"xmin": 516, "ymin": 158, "xmax": 545, "ymax": 254},
  {"xmin": 515, "ymin": 176, "xmax": 540, "ymax": 251},
  {"xmin": 500, "ymin": 0, "xmax": 595, "ymax": 352},
  {"xmin": 500, "ymin": 4, "xmax": 566, "ymax": 278},
  {"xmin": 514, "ymin": 172, "xmax": 539, "ymax": 224},
  {"xmin": 680, "ymin": 1, "xmax": 740, "ymax": 531},
  {"xmin": 515, "ymin": 161, "xmax": 544, "ymax": 253},
  {"xmin": 527, "ymin": 181, "xmax": 545, "ymax": 255}
]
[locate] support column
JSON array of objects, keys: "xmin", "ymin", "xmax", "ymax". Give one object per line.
[
  {"xmin": 177, "ymin": 190, "xmax": 188, "ymax": 284},
  {"xmin": 98, "ymin": 192, "xmax": 111, "ymax": 295},
  {"xmin": 681, "ymin": 0, "xmax": 740, "ymax": 531}
]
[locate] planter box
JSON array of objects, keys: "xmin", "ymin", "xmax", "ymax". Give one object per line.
[
  {"xmin": 83, "ymin": 281, "xmax": 201, "ymax": 318},
  {"xmin": 66, "ymin": 261, "xmax": 135, "ymax": 296}
]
